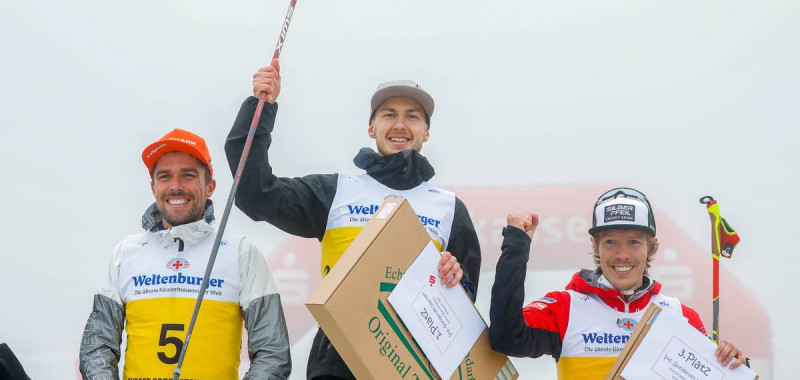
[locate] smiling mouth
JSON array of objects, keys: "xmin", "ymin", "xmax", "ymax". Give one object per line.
[
  {"xmin": 388, "ymin": 137, "xmax": 410, "ymax": 143},
  {"xmin": 613, "ymin": 266, "xmax": 633, "ymax": 273},
  {"xmin": 167, "ymin": 198, "xmax": 189, "ymax": 205}
]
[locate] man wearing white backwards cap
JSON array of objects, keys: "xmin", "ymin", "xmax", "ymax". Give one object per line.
[
  {"xmin": 225, "ymin": 60, "xmax": 481, "ymax": 380},
  {"xmin": 489, "ymin": 187, "xmax": 748, "ymax": 379}
]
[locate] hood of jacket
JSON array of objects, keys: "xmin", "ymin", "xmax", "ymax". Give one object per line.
[
  {"xmin": 353, "ymin": 148, "xmax": 435, "ymax": 190},
  {"xmin": 141, "ymin": 199, "xmax": 216, "ymax": 249}
]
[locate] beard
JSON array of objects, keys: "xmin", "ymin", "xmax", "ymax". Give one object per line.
[{"xmin": 158, "ymin": 192, "xmax": 206, "ymax": 227}]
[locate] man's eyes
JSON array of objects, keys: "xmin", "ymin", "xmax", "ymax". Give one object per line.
[
  {"xmin": 381, "ymin": 113, "xmax": 421, "ymax": 120},
  {"xmin": 156, "ymin": 173, "xmax": 197, "ymax": 180}
]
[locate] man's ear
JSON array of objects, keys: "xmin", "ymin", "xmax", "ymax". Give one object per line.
[
  {"xmin": 368, "ymin": 123, "xmax": 376, "ymax": 138},
  {"xmin": 206, "ymin": 179, "xmax": 216, "ymax": 198},
  {"xmin": 423, "ymin": 127, "xmax": 430, "ymax": 142}
]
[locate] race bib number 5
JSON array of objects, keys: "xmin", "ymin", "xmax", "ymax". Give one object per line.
[{"xmin": 157, "ymin": 323, "xmax": 185, "ymax": 364}]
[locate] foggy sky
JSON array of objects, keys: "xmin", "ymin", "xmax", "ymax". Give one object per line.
[{"xmin": 1, "ymin": 1, "xmax": 797, "ymax": 378}]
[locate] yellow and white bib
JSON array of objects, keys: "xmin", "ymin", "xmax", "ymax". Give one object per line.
[
  {"xmin": 319, "ymin": 173, "xmax": 456, "ymax": 277},
  {"xmin": 118, "ymin": 232, "xmax": 243, "ymax": 380},
  {"xmin": 557, "ymin": 290, "xmax": 682, "ymax": 380}
]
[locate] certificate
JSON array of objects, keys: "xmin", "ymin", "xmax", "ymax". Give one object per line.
[
  {"xmin": 387, "ymin": 241, "xmax": 485, "ymax": 379},
  {"xmin": 617, "ymin": 304, "xmax": 758, "ymax": 380}
]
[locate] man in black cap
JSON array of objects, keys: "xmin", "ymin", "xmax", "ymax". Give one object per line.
[
  {"xmin": 225, "ymin": 59, "xmax": 481, "ymax": 379},
  {"xmin": 488, "ymin": 187, "xmax": 748, "ymax": 378}
]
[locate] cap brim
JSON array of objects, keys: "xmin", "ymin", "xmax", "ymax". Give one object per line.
[
  {"xmin": 142, "ymin": 140, "xmax": 211, "ymax": 177},
  {"xmin": 371, "ymin": 86, "xmax": 434, "ymax": 118},
  {"xmin": 588, "ymin": 224, "xmax": 656, "ymax": 237}
]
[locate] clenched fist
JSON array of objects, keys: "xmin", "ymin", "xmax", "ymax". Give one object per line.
[
  {"xmin": 253, "ymin": 58, "xmax": 281, "ymax": 103},
  {"xmin": 506, "ymin": 213, "xmax": 539, "ymax": 238}
]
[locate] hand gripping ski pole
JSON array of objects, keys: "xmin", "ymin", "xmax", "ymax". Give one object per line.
[
  {"xmin": 699, "ymin": 195, "xmax": 741, "ymax": 344},
  {"xmin": 172, "ymin": 1, "xmax": 298, "ymax": 379}
]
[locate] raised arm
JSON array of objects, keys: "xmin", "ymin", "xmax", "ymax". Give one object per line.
[
  {"xmin": 225, "ymin": 59, "xmax": 337, "ymax": 240},
  {"xmin": 489, "ymin": 214, "xmax": 567, "ymax": 359}
]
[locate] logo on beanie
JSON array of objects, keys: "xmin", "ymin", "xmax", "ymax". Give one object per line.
[
  {"xmin": 167, "ymin": 137, "xmax": 197, "ymax": 146},
  {"xmin": 604, "ymin": 204, "xmax": 635, "ymax": 223},
  {"xmin": 145, "ymin": 143, "xmax": 168, "ymax": 159}
]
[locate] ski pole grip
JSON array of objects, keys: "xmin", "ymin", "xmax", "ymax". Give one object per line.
[{"xmin": 699, "ymin": 195, "xmax": 714, "ymax": 205}]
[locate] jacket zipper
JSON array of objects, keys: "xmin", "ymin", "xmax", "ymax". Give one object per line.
[{"xmin": 618, "ymin": 296, "xmax": 630, "ymax": 313}]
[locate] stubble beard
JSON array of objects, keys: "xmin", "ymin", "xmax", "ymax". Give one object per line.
[{"xmin": 159, "ymin": 195, "xmax": 206, "ymax": 227}]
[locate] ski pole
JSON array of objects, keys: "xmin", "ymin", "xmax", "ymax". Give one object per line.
[
  {"xmin": 172, "ymin": 1, "xmax": 298, "ymax": 379},
  {"xmin": 699, "ymin": 195, "xmax": 740, "ymax": 345}
]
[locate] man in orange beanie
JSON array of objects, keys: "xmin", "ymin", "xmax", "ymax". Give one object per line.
[{"xmin": 79, "ymin": 129, "xmax": 292, "ymax": 379}]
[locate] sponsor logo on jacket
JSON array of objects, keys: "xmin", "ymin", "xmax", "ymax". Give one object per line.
[
  {"xmin": 537, "ymin": 297, "xmax": 557, "ymax": 304},
  {"xmin": 132, "ymin": 273, "xmax": 224, "ymax": 288},
  {"xmin": 529, "ymin": 302, "xmax": 548, "ymax": 310},
  {"xmin": 581, "ymin": 332, "xmax": 631, "ymax": 345},
  {"xmin": 617, "ymin": 318, "xmax": 637, "ymax": 332},
  {"xmin": 347, "ymin": 204, "xmax": 442, "ymax": 227},
  {"xmin": 348, "ymin": 204, "xmax": 382, "ymax": 215},
  {"xmin": 166, "ymin": 258, "xmax": 190, "ymax": 272}
]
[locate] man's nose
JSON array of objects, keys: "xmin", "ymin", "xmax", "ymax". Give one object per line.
[
  {"xmin": 166, "ymin": 176, "xmax": 183, "ymax": 190},
  {"xmin": 614, "ymin": 246, "xmax": 632, "ymax": 260},
  {"xmin": 391, "ymin": 117, "xmax": 408, "ymax": 129}
]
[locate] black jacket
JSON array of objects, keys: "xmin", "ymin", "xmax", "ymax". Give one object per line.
[{"xmin": 225, "ymin": 97, "xmax": 481, "ymax": 379}]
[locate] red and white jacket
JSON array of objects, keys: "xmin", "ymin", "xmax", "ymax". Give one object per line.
[{"xmin": 489, "ymin": 227, "xmax": 705, "ymax": 380}]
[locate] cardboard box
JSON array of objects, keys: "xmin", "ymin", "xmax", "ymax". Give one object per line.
[
  {"xmin": 306, "ymin": 198, "xmax": 518, "ymax": 380},
  {"xmin": 605, "ymin": 304, "xmax": 662, "ymax": 380}
]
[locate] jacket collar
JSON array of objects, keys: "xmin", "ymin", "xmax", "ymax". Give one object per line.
[
  {"xmin": 141, "ymin": 200, "xmax": 216, "ymax": 249},
  {"xmin": 353, "ymin": 148, "xmax": 435, "ymax": 190},
  {"xmin": 142, "ymin": 199, "xmax": 215, "ymax": 232},
  {"xmin": 566, "ymin": 269, "xmax": 662, "ymax": 313}
]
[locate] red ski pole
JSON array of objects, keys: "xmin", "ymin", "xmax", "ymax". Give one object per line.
[
  {"xmin": 699, "ymin": 196, "xmax": 740, "ymax": 344},
  {"xmin": 172, "ymin": 2, "xmax": 298, "ymax": 379}
]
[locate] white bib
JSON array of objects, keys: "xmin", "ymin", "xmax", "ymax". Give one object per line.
[
  {"xmin": 327, "ymin": 173, "xmax": 456, "ymax": 250},
  {"xmin": 118, "ymin": 232, "xmax": 242, "ymax": 303}
]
